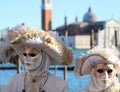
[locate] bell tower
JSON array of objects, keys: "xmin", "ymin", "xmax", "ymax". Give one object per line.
[{"xmin": 41, "ymin": 0, "xmax": 52, "ymax": 31}]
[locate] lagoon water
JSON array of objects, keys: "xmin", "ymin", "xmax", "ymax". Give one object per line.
[{"xmin": 1, "ymin": 49, "xmax": 119, "ymax": 92}]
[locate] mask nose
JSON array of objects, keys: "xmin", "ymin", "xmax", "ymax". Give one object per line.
[
  {"xmin": 26, "ymin": 56, "xmax": 31, "ymax": 61},
  {"xmin": 24, "ymin": 56, "xmax": 32, "ymax": 63},
  {"xmin": 102, "ymin": 71, "xmax": 109, "ymax": 79}
]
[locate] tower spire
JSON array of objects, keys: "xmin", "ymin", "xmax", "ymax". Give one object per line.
[{"xmin": 41, "ymin": 0, "xmax": 52, "ymax": 31}]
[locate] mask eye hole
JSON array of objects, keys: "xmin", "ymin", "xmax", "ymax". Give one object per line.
[
  {"xmin": 29, "ymin": 53, "xmax": 37, "ymax": 57},
  {"xmin": 97, "ymin": 69, "xmax": 104, "ymax": 73},
  {"xmin": 107, "ymin": 69, "xmax": 113, "ymax": 74},
  {"xmin": 23, "ymin": 53, "xmax": 27, "ymax": 57},
  {"xmin": 97, "ymin": 69, "xmax": 113, "ymax": 74},
  {"xmin": 23, "ymin": 53, "xmax": 37, "ymax": 57}
]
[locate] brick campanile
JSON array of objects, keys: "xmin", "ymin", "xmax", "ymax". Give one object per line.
[{"xmin": 41, "ymin": 0, "xmax": 52, "ymax": 31}]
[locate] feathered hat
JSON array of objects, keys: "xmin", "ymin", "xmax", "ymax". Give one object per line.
[
  {"xmin": 10, "ymin": 25, "xmax": 73, "ymax": 65},
  {"xmin": 0, "ymin": 27, "xmax": 11, "ymax": 63},
  {"xmin": 74, "ymin": 46, "xmax": 120, "ymax": 76},
  {"xmin": 0, "ymin": 23, "xmax": 27, "ymax": 64}
]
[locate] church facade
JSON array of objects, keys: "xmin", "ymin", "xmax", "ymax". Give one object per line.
[{"xmin": 55, "ymin": 8, "xmax": 120, "ymax": 49}]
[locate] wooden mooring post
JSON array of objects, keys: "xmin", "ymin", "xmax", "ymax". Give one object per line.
[
  {"xmin": 64, "ymin": 65, "xmax": 67, "ymax": 80},
  {"xmin": 115, "ymin": 30, "xmax": 118, "ymax": 49},
  {"xmin": 54, "ymin": 65, "xmax": 68, "ymax": 80},
  {"xmin": 90, "ymin": 29, "xmax": 94, "ymax": 48},
  {"xmin": 54, "ymin": 65, "xmax": 57, "ymax": 75},
  {"xmin": 17, "ymin": 60, "xmax": 21, "ymax": 73}
]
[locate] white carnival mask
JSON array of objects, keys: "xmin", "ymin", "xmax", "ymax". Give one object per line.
[
  {"xmin": 22, "ymin": 45, "xmax": 43, "ymax": 70},
  {"xmin": 93, "ymin": 63, "xmax": 116, "ymax": 89}
]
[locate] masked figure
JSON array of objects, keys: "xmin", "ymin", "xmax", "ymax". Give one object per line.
[
  {"xmin": 74, "ymin": 46, "xmax": 120, "ymax": 92},
  {"xmin": 6, "ymin": 27, "xmax": 73, "ymax": 92}
]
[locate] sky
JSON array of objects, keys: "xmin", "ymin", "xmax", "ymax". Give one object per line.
[{"xmin": 0, "ymin": 0, "xmax": 120, "ymax": 30}]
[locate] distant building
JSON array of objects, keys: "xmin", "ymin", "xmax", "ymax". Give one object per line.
[
  {"xmin": 55, "ymin": 7, "xmax": 120, "ymax": 49},
  {"xmin": 41, "ymin": 1, "xmax": 120, "ymax": 49},
  {"xmin": 68, "ymin": 35, "xmax": 90, "ymax": 49},
  {"xmin": 97, "ymin": 19, "xmax": 120, "ymax": 48}
]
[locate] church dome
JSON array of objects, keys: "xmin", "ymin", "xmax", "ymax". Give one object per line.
[{"xmin": 83, "ymin": 7, "xmax": 97, "ymax": 22}]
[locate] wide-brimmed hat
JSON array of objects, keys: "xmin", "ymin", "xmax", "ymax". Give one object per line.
[
  {"xmin": 74, "ymin": 46, "xmax": 120, "ymax": 76},
  {"xmin": 10, "ymin": 28, "xmax": 73, "ymax": 65}
]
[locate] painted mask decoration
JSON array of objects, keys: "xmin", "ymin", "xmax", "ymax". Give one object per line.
[
  {"xmin": 22, "ymin": 45, "xmax": 43, "ymax": 70},
  {"xmin": 93, "ymin": 63, "xmax": 116, "ymax": 89}
]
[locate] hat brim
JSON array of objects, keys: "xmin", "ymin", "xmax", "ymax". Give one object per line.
[
  {"xmin": 81, "ymin": 54, "xmax": 120, "ymax": 75},
  {"xmin": 11, "ymin": 30, "xmax": 73, "ymax": 65}
]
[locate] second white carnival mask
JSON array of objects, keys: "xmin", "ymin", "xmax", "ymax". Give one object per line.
[{"xmin": 93, "ymin": 64, "xmax": 116, "ymax": 89}]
